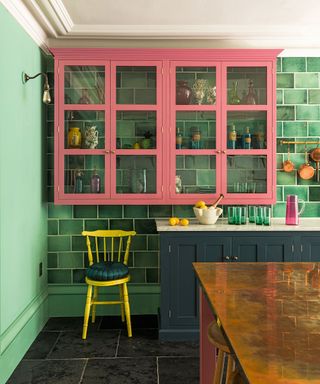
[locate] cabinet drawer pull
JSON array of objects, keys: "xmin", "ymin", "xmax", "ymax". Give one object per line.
[
  {"xmin": 225, "ymin": 255, "xmax": 230, "ymax": 260},
  {"xmin": 222, "ymin": 150, "xmax": 226, "ymax": 154},
  {"xmin": 233, "ymin": 256, "xmax": 238, "ymax": 261},
  {"xmin": 110, "ymin": 150, "xmax": 115, "ymax": 154},
  {"xmin": 105, "ymin": 150, "xmax": 110, "ymax": 154},
  {"xmin": 216, "ymin": 150, "xmax": 221, "ymax": 154}
]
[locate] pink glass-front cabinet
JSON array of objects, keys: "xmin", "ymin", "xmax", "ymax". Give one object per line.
[{"xmin": 52, "ymin": 49, "xmax": 281, "ymax": 205}]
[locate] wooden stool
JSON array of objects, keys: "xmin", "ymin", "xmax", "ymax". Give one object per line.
[{"xmin": 207, "ymin": 320, "xmax": 245, "ymax": 384}]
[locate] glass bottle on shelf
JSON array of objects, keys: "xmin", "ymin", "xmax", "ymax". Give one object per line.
[
  {"xmin": 191, "ymin": 127, "xmax": 201, "ymax": 149},
  {"xmin": 90, "ymin": 168, "xmax": 101, "ymax": 193},
  {"xmin": 244, "ymin": 80, "xmax": 258, "ymax": 105},
  {"xmin": 227, "ymin": 124, "xmax": 237, "ymax": 149},
  {"xmin": 242, "ymin": 127, "xmax": 252, "ymax": 149},
  {"xmin": 78, "ymin": 88, "xmax": 91, "ymax": 104},
  {"xmin": 176, "ymin": 127, "xmax": 183, "ymax": 149},
  {"xmin": 256, "ymin": 125, "xmax": 265, "ymax": 149},
  {"xmin": 229, "ymin": 81, "xmax": 241, "ymax": 104},
  {"xmin": 74, "ymin": 170, "xmax": 84, "ymax": 193}
]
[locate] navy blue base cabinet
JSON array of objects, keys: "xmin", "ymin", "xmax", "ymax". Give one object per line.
[{"xmin": 159, "ymin": 231, "xmax": 319, "ymax": 340}]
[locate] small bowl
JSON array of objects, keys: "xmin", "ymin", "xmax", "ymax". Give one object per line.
[{"xmin": 193, "ymin": 206, "xmax": 223, "ymax": 225}]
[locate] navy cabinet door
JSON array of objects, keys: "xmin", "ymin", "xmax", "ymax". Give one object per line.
[
  {"xmin": 232, "ymin": 235, "xmax": 294, "ymax": 262},
  {"xmin": 160, "ymin": 233, "xmax": 232, "ymax": 338},
  {"xmin": 300, "ymin": 236, "xmax": 320, "ymax": 262},
  {"xmin": 167, "ymin": 237, "xmax": 201, "ymax": 328},
  {"xmin": 200, "ymin": 236, "xmax": 233, "ymax": 262}
]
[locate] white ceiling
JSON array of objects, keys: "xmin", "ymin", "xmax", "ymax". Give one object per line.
[{"xmin": 3, "ymin": 0, "xmax": 320, "ymax": 54}]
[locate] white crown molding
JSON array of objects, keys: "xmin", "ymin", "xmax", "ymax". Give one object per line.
[
  {"xmin": 67, "ymin": 24, "xmax": 320, "ymax": 39},
  {"xmin": 36, "ymin": 0, "xmax": 73, "ymax": 35},
  {"xmin": 1, "ymin": 0, "xmax": 50, "ymax": 53}
]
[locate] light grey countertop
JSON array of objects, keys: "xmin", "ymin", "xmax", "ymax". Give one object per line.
[{"xmin": 156, "ymin": 218, "xmax": 320, "ymax": 232}]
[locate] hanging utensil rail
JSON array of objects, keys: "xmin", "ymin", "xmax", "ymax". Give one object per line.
[{"xmin": 280, "ymin": 140, "xmax": 320, "ymax": 145}]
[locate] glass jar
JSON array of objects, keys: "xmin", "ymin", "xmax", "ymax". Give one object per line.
[{"xmin": 131, "ymin": 169, "xmax": 147, "ymax": 193}]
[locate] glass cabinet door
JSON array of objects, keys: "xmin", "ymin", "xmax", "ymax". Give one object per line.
[
  {"xmin": 64, "ymin": 66, "xmax": 105, "ymax": 104},
  {"xmin": 57, "ymin": 63, "xmax": 109, "ymax": 201},
  {"xmin": 222, "ymin": 63, "xmax": 272, "ymax": 201},
  {"xmin": 111, "ymin": 62, "xmax": 162, "ymax": 200},
  {"xmin": 171, "ymin": 63, "xmax": 219, "ymax": 200},
  {"xmin": 227, "ymin": 66, "xmax": 267, "ymax": 106},
  {"xmin": 226, "ymin": 155, "xmax": 267, "ymax": 194}
]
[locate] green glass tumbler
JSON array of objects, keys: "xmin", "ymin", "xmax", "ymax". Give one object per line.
[
  {"xmin": 228, "ymin": 206, "xmax": 235, "ymax": 224},
  {"xmin": 241, "ymin": 206, "xmax": 248, "ymax": 224},
  {"xmin": 234, "ymin": 207, "xmax": 242, "ymax": 225},
  {"xmin": 256, "ymin": 206, "xmax": 264, "ymax": 225},
  {"xmin": 248, "ymin": 206, "xmax": 256, "ymax": 223},
  {"xmin": 263, "ymin": 207, "xmax": 271, "ymax": 226}
]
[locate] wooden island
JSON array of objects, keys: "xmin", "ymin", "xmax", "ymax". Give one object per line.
[{"xmin": 193, "ymin": 262, "xmax": 320, "ymax": 384}]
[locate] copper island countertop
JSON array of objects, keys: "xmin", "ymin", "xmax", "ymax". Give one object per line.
[{"xmin": 193, "ymin": 262, "xmax": 320, "ymax": 383}]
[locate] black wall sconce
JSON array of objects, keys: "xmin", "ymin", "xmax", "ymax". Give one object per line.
[{"xmin": 23, "ymin": 72, "xmax": 51, "ymax": 104}]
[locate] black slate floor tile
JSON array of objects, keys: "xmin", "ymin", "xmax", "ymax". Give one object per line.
[
  {"xmin": 7, "ymin": 359, "xmax": 85, "ymax": 384},
  {"xmin": 81, "ymin": 357, "xmax": 157, "ymax": 384},
  {"xmin": 43, "ymin": 316, "xmax": 102, "ymax": 331},
  {"xmin": 23, "ymin": 331, "xmax": 60, "ymax": 359},
  {"xmin": 158, "ymin": 357, "xmax": 199, "ymax": 384},
  {"xmin": 100, "ymin": 314, "xmax": 158, "ymax": 330},
  {"xmin": 48, "ymin": 330, "xmax": 119, "ymax": 359},
  {"xmin": 117, "ymin": 329, "xmax": 199, "ymax": 357}
]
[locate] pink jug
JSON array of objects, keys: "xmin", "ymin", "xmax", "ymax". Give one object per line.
[{"xmin": 285, "ymin": 195, "xmax": 305, "ymax": 225}]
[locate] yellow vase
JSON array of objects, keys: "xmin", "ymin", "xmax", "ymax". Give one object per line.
[{"xmin": 68, "ymin": 127, "xmax": 82, "ymax": 148}]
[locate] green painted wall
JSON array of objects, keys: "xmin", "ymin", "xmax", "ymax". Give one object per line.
[{"xmin": 0, "ymin": 5, "xmax": 48, "ymax": 382}]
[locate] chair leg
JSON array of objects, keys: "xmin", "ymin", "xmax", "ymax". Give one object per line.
[
  {"xmin": 119, "ymin": 285, "xmax": 125, "ymax": 322},
  {"xmin": 92, "ymin": 286, "xmax": 99, "ymax": 323},
  {"xmin": 226, "ymin": 355, "xmax": 235, "ymax": 384},
  {"xmin": 122, "ymin": 283, "xmax": 132, "ymax": 337},
  {"xmin": 82, "ymin": 284, "xmax": 93, "ymax": 340},
  {"xmin": 213, "ymin": 350, "xmax": 224, "ymax": 384}
]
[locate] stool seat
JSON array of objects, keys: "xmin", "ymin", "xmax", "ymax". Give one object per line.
[
  {"xmin": 208, "ymin": 320, "xmax": 245, "ymax": 384},
  {"xmin": 207, "ymin": 321, "xmax": 230, "ymax": 354}
]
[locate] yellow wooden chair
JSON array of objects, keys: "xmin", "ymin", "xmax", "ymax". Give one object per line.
[{"xmin": 81, "ymin": 229, "xmax": 136, "ymax": 339}]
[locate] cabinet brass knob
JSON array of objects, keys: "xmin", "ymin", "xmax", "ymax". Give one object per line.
[
  {"xmin": 216, "ymin": 150, "xmax": 221, "ymax": 154},
  {"xmin": 105, "ymin": 150, "xmax": 110, "ymax": 154},
  {"xmin": 222, "ymin": 150, "xmax": 226, "ymax": 154},
  {"xmin": 111, "ymin": 150, "xmax": 115, "ymax": 154}
]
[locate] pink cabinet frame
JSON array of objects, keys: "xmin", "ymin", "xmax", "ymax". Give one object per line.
[{"xmin": 51, "ymin": 49, "xmax": 282, "ymax": 205}]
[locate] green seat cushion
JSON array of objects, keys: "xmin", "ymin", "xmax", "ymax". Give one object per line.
[{"xmin": 86, "ymin": 261, "xmax": 129, "ymax": 281}]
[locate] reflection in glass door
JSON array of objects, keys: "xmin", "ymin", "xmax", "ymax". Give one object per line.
[{"xmin": 227, "ymin": 155, "xmax": 267, "ymax": 194}]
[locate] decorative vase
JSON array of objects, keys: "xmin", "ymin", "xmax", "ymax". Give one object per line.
[
  {"xmin": 176, "ymin": 81, "xmax": 192, "ymax": 105},
  {"xmin": 141, "ymin": 138, "xmax": 151, "ymax": 149},
  {"xmin": 244, "ymin": 80, "xmax": 258, "ymax": 105},
  {"xmin": 84, "ymin": 125, "xmax": 98, "ymax": 149},
  {"xmin": 229, "ymin": 81, "xmax": 241, "ymax": 104},
  {"xmin": 68, "ymin": 127, "xmax": 82, "ymax": 148}
]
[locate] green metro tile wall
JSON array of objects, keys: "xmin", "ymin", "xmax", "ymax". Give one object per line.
[{"xmin": 46, "ymin": 56, "xmax": 320, "ymax": 296}]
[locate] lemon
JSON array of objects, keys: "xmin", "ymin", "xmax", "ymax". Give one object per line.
[
  {"xmin": 195, "ymin": 200, "xmax": 206, "ymax": 208},
  {"xmin": 169, "ymin": 217, "xmax": 179, "ymax": 226},
  {"xmin": 179, "ymin": 218, "xmax": 189, "ymax": 226}
]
